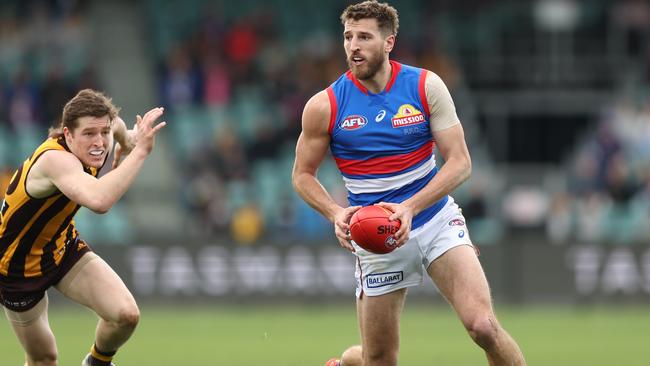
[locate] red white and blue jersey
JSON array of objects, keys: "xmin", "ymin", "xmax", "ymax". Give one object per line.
[{"xmin": 327, "ymin": 61, "xmax": 448, "ymax": 230}]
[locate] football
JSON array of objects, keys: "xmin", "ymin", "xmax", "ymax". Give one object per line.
[{"xmin": 349, "ymin": 205, "xmax": 401, "ymax": 254}]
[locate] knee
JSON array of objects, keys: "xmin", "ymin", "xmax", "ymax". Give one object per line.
[
  {"xmin": 465, "ymin": 315, "xmax": 500, "ymax": 351},
  {"xmin": 341, "ymin": 345, "xmax": 362, "ymax": 366},
  {"xmin": 114, "ymin": 304, "xmax": 140, "ymax": 330}
]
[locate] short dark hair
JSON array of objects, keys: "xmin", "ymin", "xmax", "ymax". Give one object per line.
[
  {"xmin": 49, "ymin": 89, "xmax": 120, "ymax": 138},
  {"xmin": 340, "ymin": 0, "xmax": 399, "ymax": 37}
]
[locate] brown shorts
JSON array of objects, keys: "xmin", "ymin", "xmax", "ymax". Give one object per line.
[{"xmin": 0, "ymin": 238, "xmax": 92, "ymax": 312}]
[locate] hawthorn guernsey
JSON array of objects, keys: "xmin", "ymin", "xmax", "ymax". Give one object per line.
[{"xmin": 327, "ymin": 61, "xmax": 448, "ymax": 230}]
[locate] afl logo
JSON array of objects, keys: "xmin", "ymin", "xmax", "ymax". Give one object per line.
[
  {"xmin": 385, "ymin": 236, "xmax": 398, "ymax": 249},
  {"xmin": 341, "ymin": 115, "xmax": 368, "ymax": 130}
]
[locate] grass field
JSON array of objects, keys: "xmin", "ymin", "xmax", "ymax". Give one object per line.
[{"xmin": 1, "ymin": 303, "xmax": 649, "ymax": 365}]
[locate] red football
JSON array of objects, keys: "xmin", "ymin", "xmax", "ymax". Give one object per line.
[{"xmin": 349, "ymin": 205, "xmax": 401, "ymax": 254}]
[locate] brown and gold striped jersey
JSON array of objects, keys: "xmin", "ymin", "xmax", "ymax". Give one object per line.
[{"xmin": 0, "ymin": 138, "xmax": 99, "ymax": 279}]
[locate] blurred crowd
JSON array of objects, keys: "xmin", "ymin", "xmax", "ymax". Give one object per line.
[
  {"xmin": 0, "ymin": 0, "xmax": 99, "ymax": 186},
  {"xmin": 0, "ymin": 1, "xmax": 99, "ymax": 133},
  {"xmin": 157, "ymin": 5, "xmax": 341, "ymax": 240},
  {"xmin": 149, "ymin": 0, "xmax": 462, "ymax": 243},
  {"xmin": 546, "ymin": 94, "xmax": 650, "ymax": 244},
  {"xmin": 0, "ymin": 0, "xmax": 649, "ymax": 246}
]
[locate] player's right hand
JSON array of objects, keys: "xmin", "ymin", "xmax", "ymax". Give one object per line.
[
  {"xmin": 134, "ymin": 107, "xmax": 166, "ymax": 154},
  {"xmin": 333, "ymin": 205, "xmax": 361, "ymax": 252}
]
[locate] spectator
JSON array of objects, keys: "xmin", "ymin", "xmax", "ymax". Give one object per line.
[
  {"xmin": 41, "ymin": 63, "xmax": 72, "ymax": 127},
  {"xmin": 159, "ymin": 45, "xmax": 202, "ymax": 111},
  {"xmin": 6, "ymin": 67, "xmax": 40, "ymax": 131}
]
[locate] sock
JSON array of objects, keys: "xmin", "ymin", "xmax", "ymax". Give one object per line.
[{"xmin": 90, "ymin": 344, "xmax": 116, "ymax": 366}]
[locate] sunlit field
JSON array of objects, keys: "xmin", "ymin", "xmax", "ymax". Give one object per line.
[{"xmin": 1, "ymin": 303, "xmax": 649, "ymax": 365}]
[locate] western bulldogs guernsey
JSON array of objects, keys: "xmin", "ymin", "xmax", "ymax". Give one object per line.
[{"xmin": 327, "ymin": 61, "xmax": 448, "ymax": 230}]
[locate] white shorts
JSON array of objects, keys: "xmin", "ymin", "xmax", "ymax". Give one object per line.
[{"xmin": 353, "ymin": 196, "xmax": 473, "ymax": 298}]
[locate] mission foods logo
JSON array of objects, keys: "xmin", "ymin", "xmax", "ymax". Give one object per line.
[
  {"xmin": 391, "ymin": 104, "xmax": 425, "ymax": 128},
  {"xmin": 341, "ymin": 115, "xmax": 368, "ymax": 130}
]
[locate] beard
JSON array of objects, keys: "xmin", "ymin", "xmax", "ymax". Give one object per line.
[{"xmin": 347, "ymin": 50, "xmax": 384, "ymax": 80}]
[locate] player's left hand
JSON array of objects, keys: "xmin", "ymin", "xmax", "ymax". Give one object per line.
[
  {"xmin": 376, "ymin": 201, "xmax": 413, "ymax": 248},
  {"xmin": 134, "ymin": 107, "xmax": 166, "ymax": 154}
]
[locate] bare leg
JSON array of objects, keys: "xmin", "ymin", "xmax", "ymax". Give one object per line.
[
  {"xmin": 427, "ymin": 245, "xmax": 526, "ymax": 366},
  {"xmin": 4, "ymin": 295, "xmax": 58, "ymax": 366},
  {"xmin": 355, "ymin": 288, "xmax": 406, "ymax": 366},
  {"xmin": 55, "ymin": 253, "xmax": 139, "ymax": 353}
]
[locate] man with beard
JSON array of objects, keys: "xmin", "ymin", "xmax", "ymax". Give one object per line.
[
  {"xmin": 292, "ymin": 1, "xmax": 527, "ymax": 365},
  {"xmin": 0, "ymin": 89, "xmax": 165, "ymax": 366}
]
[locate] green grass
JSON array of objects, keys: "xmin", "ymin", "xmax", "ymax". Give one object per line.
[{"xmin": 1, "ymin": 303, "xmax": 649, "ymax": 365}]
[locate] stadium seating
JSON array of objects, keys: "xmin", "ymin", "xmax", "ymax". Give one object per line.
[{"xmin": 1, "ymin": 0, "xmax": 648, "ymax": 245}]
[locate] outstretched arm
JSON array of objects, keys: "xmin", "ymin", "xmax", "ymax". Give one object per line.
[
  {"xmin": 292, "ymin": 91, "xmax": 360, "ymax": 251},
  {"xmin": 38, "ymin": 107, "xmax": 166, "ymax": 213}
]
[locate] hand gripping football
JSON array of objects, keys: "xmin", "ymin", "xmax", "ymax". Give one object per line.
[{"xmin": 349, "ymin": 205, "xmax": 401, "ymax": 254}]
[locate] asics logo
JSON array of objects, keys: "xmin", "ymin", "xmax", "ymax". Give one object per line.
[{"xmin": 375, "ymin": 110, "xmax": 386, "ymax": 122}]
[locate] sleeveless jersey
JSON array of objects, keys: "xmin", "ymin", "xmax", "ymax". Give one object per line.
[
  {"xmin": 327, "ymin": 61, "xmax": 448, "ymax": 229},
  {"xmin": 0, "ymin": 138, "xmax": 98, "ymax": 279}
]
